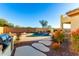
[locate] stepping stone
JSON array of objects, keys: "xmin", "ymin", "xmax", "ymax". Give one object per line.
[
  {"xmin": 32, "ymin": 43, "xmax": 50, "ymax": 52},
  {"xmin": 43, "ymin": 36, "xmax": 52, "ymax": 40},
  {"xmin": 14, "ymin": 46, "xmax": 46, "ymax": 56},
  {"xmin": 39, "ymin": 40, "xmax": 52, "ymax": 46}
]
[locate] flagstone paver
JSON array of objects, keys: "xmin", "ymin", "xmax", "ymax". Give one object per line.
[
  {"xmin": 32, "ymin": 43, "xmax": 50, "ymax": 52},
  {"xmin": 14, "ymin": 46, "xmax": 47, "ymax": 56},
  {"xmin": 39, "ymin": 40, "xmax": 52, "ymax": 46}
]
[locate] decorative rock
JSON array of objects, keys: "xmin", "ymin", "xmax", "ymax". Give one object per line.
[
  {"xmin": 14, "ymin": 46, "xmax": 46, "ymax": 56},
  {"xmin": 39, "ymin": 40, "xmax": 52, "ymax": 46},
  {"xmin": 62, "ymin": 52, "xmax": 69, "ymax": 56},
  {"xmin": 32, "ymin": 43, "xmax": 50, "ymax": 52}
]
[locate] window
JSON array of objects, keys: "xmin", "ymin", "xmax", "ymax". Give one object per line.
[{"xmin": 63, "ymin": 24, "xmax": 71, "ymax": 29}]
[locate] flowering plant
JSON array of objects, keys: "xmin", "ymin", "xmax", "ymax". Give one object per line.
[
  {"xmin": 71, "ymin": 28, "xmax": 79, "ymax": 40},
  {"xmin": 71, "ymin": 28, "xmax": 79, "ymax": 53},
  {"xmin": 52, "ymin": 29, "xmax": 65, "ymax": 43}
]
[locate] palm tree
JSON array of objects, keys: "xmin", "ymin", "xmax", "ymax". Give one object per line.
[{"xmin": 39, "ymin": 20, "xmax": 48, "ymax": 28}]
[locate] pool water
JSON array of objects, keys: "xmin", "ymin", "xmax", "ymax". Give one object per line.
[{"xmin": 28, "ymin": 32, "xmax": 50, "ymax": 37}]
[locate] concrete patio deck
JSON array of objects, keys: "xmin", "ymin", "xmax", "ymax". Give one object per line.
[{"xmin": 15, "ymin": 33, "xmax": 51, "ymax": 44}]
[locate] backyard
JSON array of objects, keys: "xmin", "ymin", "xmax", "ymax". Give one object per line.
[
  {"xmin": 0, "ymin": 3, "xmax": 79, "ymax": 56},
  {"xmin": 10, "ymin": 29, "xmax": 79, "ymax": 56}
]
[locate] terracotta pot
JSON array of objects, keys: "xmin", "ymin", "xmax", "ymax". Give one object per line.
[{"xmin": 52, "ymin": 42, "xmax": 60, "ymax": 50}]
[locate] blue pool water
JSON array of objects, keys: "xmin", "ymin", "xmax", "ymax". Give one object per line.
[{"xmin": 29, "ymin": 32, "xmax": 50, "ymax": 37}]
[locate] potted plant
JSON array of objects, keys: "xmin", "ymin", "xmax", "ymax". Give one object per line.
[
  {"xmin": 51, "ymin": 29, "xmax": 65, "ymax": 50},
  {"xmin": 52, "ymin": 42, "xmax": 60, "ymax": 50}
]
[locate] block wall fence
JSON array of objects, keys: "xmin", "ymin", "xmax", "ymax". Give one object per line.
[{"xmin": 0, "ymin": 27, "xmax": 51, "ymax": 34}]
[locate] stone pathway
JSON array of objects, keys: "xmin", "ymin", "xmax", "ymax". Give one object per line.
[
  {"xmin": 14, "ymin": 39, "xmax": 78, "ymax": 56},
  {"xmin": 14, "ymin": 46, "xmax": 47, "ymax": 56},
  {"xmin": 14, "ymin": 40, "xmax": 52, "ymax": 56},
  {"xmin": 39, "ymin": 40, "xmax": 52, "ymax": 46},
  {"xmin": 32, "ymin": 43, "xmax": 50, "ymax": 52}
]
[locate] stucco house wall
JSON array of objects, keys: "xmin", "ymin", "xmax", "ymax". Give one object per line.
[
  {"xmin": 61, "ymin": 8, "xmax": 79, "ymax": 30},
  {"xmin": 71, "ymin": 15, "xmax": 79, "ymax": 29}
]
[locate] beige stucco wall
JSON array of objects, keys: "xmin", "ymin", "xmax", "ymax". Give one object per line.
[
  {"xmin": 71, "ymin": 15, "xmax": 79, "ymax": 29},
  {"xmin": 61, "ymin": 15, "xmax": 71, "ymax": 23},
  {"xmin": 61, "ymin": 15, "xmax": 71, "ymax": 29},
  {"xmin": 61, "ymin": 8, "xmax": 79, "ymax": 29},
  {"xmin": 0, "ymin": 27, "xmax": 4, "ymax": 34},
  {"xmin": 61, "ymin": 15, "xmax": 79, "ymax": 29}
]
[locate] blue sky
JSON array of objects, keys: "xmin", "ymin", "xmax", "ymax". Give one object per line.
[{"xmin": 0, "ymin": 3, "xmax": 79, "ymax": 28}]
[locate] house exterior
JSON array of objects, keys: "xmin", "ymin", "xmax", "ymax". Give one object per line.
[{"xmin": 61, "ymin": 8, "xmax": 79, "ymax": 29}]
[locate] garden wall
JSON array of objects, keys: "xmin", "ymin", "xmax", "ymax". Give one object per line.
[
  {"xmin": 1, "ymin": 27, "xmax": 50, "ymax": 34},
  {"xmin": 0, "ymin": 27, "xmax": 4, "ymax": 34}
]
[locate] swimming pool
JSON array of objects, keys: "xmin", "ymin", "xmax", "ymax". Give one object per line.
[{"xmin": 28, "ymin": 32, "xmax": 50, "ymax": 37}]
